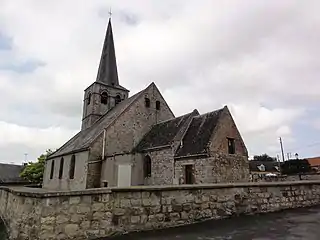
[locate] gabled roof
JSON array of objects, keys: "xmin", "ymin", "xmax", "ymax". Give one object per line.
[
  {"xmin": 135, "ymin": 110, "xmax": 199, "ymax": 152},
  {"xmin": 175, "ymin": 108, "xmax": 224, "ymax": 158},
  {"xmin": 48, "ymin": 88, "xmax": 146, "ymax": 159},
  {"xmin": 0, "ymin": 163, "xmax": 25, "ymax": 183},
  {"xmin": 306, "ymin": 157, "xmax": 320, "ymax": 167},
  {"xmin": 249, "ymin": 160, "xmax": 280, "ymax": 172}
]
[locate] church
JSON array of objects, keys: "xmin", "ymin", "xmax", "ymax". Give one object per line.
[{"xmin": 43, "ymin": 18, "xmax": 249, "ymax": 191}]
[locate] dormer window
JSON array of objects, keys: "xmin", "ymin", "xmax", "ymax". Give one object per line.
[
  {"xmin": 101, "ymin": 92, "xmax": 108, "ymax": 104},
  {"xmin": 258, "ymin": 164, "xmax": 266, "ymax": 172},
  {"xmin": 145, "ymin": 98, "xmax": 150, "ymax": 108}
]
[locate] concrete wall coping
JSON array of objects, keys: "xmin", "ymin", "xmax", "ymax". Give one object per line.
[
  {"xmin": 0, "ymin": 186, "xmax": 112, "ymax": 198},
  {"xmin": 1, "ymin": 180, "xmax": 320, "ymax": 198}
]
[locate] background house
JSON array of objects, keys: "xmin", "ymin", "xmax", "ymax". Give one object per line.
[
  {"xmin": 249, "ymin": 160, "xmax": 280, "ymax": 176},
  {"xmin": 306, "ymin": 157, "xmax": 320, "ymax": 173},
  {"xmin": 0, "ymin": 163, "xmax": 26, "ymax": 185}
]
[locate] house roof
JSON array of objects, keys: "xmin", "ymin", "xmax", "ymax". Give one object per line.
[
  {"xmin": 249, "ymin": 160, "xmax": 280, "ymax": 172},
  {"xmin": 306, "ymin": 157, "xmax": 320, "ymax": 167},
  {"xmin": 48, "ymin": 87, "xmax": 146, "ymax": 159},
  {"xmin": 135, "ymin": 110, "xmax": 199, "ymax": 152},
  {"xmin": 0, "ymin": 163, "xmax": 25, "ymax": 183},
  {"xmin": 175, "ymin": 108, "xmax": 224, "ymax": 158}
]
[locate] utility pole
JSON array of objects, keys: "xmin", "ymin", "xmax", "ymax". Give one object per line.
[
  {"xmin": 287, "ymin": 152, "xmax": 290, "ymax": 161},
  {"xmin": 279, "ymin": 137, "xmax": 285, "ymax": 162},
  {"xmin": 24, "ymin": 153, "xmax": 28, "ymax": 164}
]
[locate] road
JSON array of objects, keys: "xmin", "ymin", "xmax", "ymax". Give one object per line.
[{"xmin": 107, "ymin": 206, "xmax": 320, "ymax": 240}]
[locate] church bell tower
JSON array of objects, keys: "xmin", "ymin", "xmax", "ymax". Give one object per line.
[{"xmin": 81, "ymin": 18, "xmax": 129, "ymax": 130}]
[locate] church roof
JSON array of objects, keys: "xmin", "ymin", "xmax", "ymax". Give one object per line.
[
  {"xmin": 175, "ymin": 108, "xmax": 224, "ymax": 158},
  {"xmin": 48, "ymin": 88, "xmax": 146, "ymax": 159},
  {"xmin": 135, "ymin": 110, "xmax": 199, "ymax": 152},
  {"xmin": 95, "ymin": 18, "xmax": 128, "ymax": 91},
  {"xmin": 0, "ymin": 163, "xmax": 25, "ymax": 183}
]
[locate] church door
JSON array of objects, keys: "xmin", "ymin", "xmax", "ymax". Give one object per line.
[{"xmin": 117, "ymin": 164, "xmax": 132, "ymax": 187}]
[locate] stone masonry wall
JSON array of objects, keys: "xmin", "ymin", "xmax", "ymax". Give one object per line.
[
  {"xmin": 148, "ymin": 148, "xmax": 174, "ymax": 185},
  {"xmin": 104, "ymin": 83, "xmax": 174, "ymax": 157},
  {"xmin": 43, "ymin": 151, "xmax": 89, "ymax": 191},
  {"xmin": 175, "ymin": 154, "xmax": 249, "ymax": 184},
  {"xmin": 2, "ymin": 181, "xmax": 320, "ymax": 239}
]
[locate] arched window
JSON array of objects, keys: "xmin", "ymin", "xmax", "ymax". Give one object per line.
[
  {"xmin": 87, "ymin": 93, "xmax": 92, "ymax": 105},
  {"xmin": 144, "ymin": 155, "xmax": 151, "ymax": 178},
  {"xmin": 145, "ymin": 98, "xmax": 150, "ymax": 108},
  {"xmin": 69, "ymin": 155, "xmax": 76, "ymax": 179},
  {"xmin": 115, "ymin": 95, "xmax": 121, "ymax": 105},
  {"xmin": 101, "ymin": 92, "xmax": 108, "ymax": 104},
  {"xmin": 156, "ymin": 100, "xmax": 160, "ymax": 110},
  {"xmin": 50, "ymin": 160, "xmax": 55, "ymax": 179},
  {"xmin": 59, "ymin": 157, "xmax": 64, "ymax": 179}
]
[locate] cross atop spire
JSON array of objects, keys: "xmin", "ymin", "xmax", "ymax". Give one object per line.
[
  {"xmin": 95, "ymin": 18, "xmax": 119, "ymax": 86},
  {"xmin": 108, "ymin": 8, "xmax": 112, "ymax": 18}
]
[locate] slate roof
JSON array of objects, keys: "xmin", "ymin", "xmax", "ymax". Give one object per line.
[
  {"xmin": 96, "ymin": 18, "xmax": 120, "ymax": 87},
  {"xmin": 48, "ymin": 88, "xmax": 146, "ymax": 159},
  {"xmin": 135, "ymin": 110, "xmax": 199, "ymax": 152},
  {"xmin": 175, "ymin": 108, "xmax": 224, "ymax": 158},
  {"xmin": 0, "ymin": 163, "xmax": 25, "ymax": 183},
  {"xmin": 249, "ymin": 160, "xmax": 280, "ymax": 172}
]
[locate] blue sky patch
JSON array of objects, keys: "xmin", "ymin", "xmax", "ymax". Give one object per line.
[
  {"xmin": 0, "ymin": 59, "xmax": 46, "ymax": 73},
  {"xmin": 0, "ymin": 32, "xmax": 12, "ymax": 50}
]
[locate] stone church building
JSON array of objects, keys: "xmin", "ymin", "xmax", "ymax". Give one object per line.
[{"xmin": 43, "ymin": 18, "xmax": 249, "ymax": 191}]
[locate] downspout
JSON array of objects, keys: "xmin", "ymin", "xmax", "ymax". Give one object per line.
[
  {"xmin": 102, "ymin": 128, "xmax": 106, "ymax": 160},
  {"xmin": 172, "ymin": 145, "xmax": 176, "ymax": 184},
  {"xmin": 98, "ymin": 128, "xmax": 106, "ymax": 188}
]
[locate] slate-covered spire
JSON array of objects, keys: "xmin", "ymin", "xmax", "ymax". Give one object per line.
[{"xmin": 96, "ymin": 18, "xmax": 119, "ymax": 86}]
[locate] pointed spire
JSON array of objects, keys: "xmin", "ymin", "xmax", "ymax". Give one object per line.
[{"xmin": 96, "ymin": 18, "xmax": 119, "ymax": 86}]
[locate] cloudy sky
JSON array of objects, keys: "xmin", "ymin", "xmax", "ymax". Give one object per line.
[{"xmin": 1, "ymin": 0, "xmax": 320, "ymax": 164}]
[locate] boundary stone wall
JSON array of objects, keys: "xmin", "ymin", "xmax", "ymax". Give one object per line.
[{"xmin": 1, "ymin": 181, "xmax": 320, "ymax": 239}]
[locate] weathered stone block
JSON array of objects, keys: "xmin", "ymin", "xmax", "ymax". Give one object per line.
[
  {"xmin": 92, "ymin": 202, "xmax": 104, "ymax": 212},
  {"xmin": 169, "ymin": 212, "xmax": 180, "ymax": 221},
  {"xmin": 80, "ymin": 221, "xmax": 91, "ymax": 230},
  {"xmin": 81, "ymin": 195, "xmax": 92, "ymax": 204},
  {"xmin": 93, "ymin": 211, "xmax": 106, "ymax": 220},
  {"xmin": 56, "ymin": 215, "xmax": 70, "ymax": 224},
  {"xmin": 41, "ymin": 216, "xmax": 55, "ymax": 225},
  {"xmin": 120, "ymin": 199, "xmax": 131, "ymax": 208},
  {"xmin": 131, "ymin": 216, "xmax": 140, "ymax": 224},
  {"xmin": 140, "ymin": 215, "xmax": 148, "ymax": 224},
  {"xmin": 71, "ymin": 214, "xmax": 85, "ymax": 223},
  {"xmin": 64, "ymin": 224, "xmax": 79, "ymax": 237},
  {"xmin": 77, "ymin": 205, "xmax": 91, "ymax": 214},
  {"xmin": 131, "ymin": 199, "xmax": 142, "ymax": 206},
  {"xmin": 113, "ymin": 208, "xmax": 126, "ymax": 216},
  {"xmin": 69, "ymin": 196, "xmax": 81, "ymax": 205}
]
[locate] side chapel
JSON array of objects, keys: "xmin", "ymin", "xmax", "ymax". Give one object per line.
[{"xmin": 43, "ymin": 18, "xmax": 250, "ymax": 191}]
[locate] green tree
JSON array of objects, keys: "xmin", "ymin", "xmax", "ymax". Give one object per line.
[
  {"xmin": 281, "ymin": 159, "xmax": 311, "ymax": 175},
  {"xmin": 20, "ymin": 149, "xmax": 53, "ymax": 184},
  {"xmin": 253, "ymin": 153, "xmax": 276, "ymax": 162}
]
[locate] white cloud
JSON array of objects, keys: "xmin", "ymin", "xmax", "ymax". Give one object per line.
[
  {"xmin": 0, "ymin": 121, "xmax": 77, "ymax": 149},
  {"xmin": 1, "ymin": 0, "xmax": 320, "ymax": 162}
]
